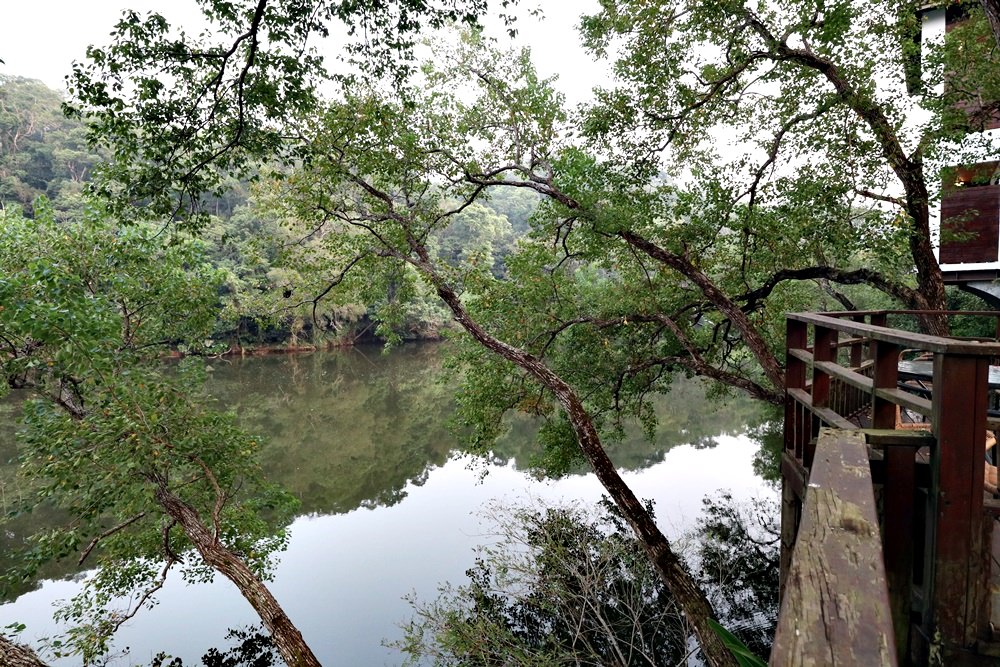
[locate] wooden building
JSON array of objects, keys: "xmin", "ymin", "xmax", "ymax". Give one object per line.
[{"xmin": 922, "ymin": 4, "xmax": 1000, "ymax": 294}]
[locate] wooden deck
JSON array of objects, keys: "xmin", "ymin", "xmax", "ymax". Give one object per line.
[{"xmin": 776, "ymin": 310, "xmax": 1000, "ymax": 666}]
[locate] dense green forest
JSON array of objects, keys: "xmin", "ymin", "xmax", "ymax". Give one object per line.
[{"xmin": 0, "ymin": 74, "xmax": 541, "ymax": 351}]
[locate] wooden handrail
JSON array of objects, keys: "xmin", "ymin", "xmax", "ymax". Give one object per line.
[
  {"xmin": 788, "ymin": 312, "xmax": 1000, "ymax": 355},
  {"xmin": 771, "ymin": 429, "xmax": 898, "ymax": 666},
  {"xmin": 783, "ymin": 310, "xmax": 997, "ymax": 663},
  {"xmin": 820, "ymin": 309, "xmax": 1000, "ymax": 318}
]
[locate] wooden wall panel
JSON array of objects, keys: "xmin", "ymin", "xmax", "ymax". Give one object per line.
[{"xmin": 940, "ymin": 184, "xmax": 1000, "ymax": 264}]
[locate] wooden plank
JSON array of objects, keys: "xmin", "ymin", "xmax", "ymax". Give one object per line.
[
  {"xmin": 835, "ymin": 336, "xmax": 866, "ymax": 348},
  {"xmin": 872, "ymin": 338, "xmax": 913, "ymax": 661},
  {"xmin": 781, "ymin": 450, "xmax": 807, "ymax": 500},
  {"xmin": 771, "ymin": 429, "xmax": 898, "ymax": 667},
  {"xmin": 940, "ymin": 184, "xmax": 1000, "ymax": 264},
  {"xmin": 780, "ymin": 477, "xmax": 799, "ymax": 601},
  {"xmin": 780, "ymin": 448, "xmax": 806, "ymax": 597},
  {"xmin": 789, "ymin": 387, "xmax": 858, "ymax": 431},
  {"xmin": 788, "ymin": 313, "xmax": 1000, "ymax": 356},
  {"xmin": 875, "ymin": 387, "xmax": 933, "ymax": 417},
  {"xmin": 814, "ymin": 406, "xmax": 859, "ymax": 431},
  {"xmin": 788, "ymin": 347, "xmax": 813, "ymax": 364},
  {"xmin": 813, "ymin": 360, "xmax": 875, "ymax": 392},
  {"xmin": 863, "ymin": 429, "xmax": 936, "ymax": 448},
  {"xmin": 823, "ymin": 309, "xmax": 1000, "ymax": 318},
  {"xmin": 787, "ymin": 388, "xmax": 811, "ymax": 410}
]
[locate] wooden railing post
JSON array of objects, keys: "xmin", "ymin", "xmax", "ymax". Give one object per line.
[
  {"xmin": 872, "ymin": 339, "xmax": 914, "ymax": 660},
  {"xmin": 869, "ymin": 313, "xmax": 888, "ymax": 369},
  {"xmin": 930, "ymin": 354, "xmax": 990, "ymax": 657},
  {"xmin": 851, "ymin": 314, "xmax": 865, "ymax": 368},
  {"xmin": 781, "ymin": 319, "xmax": 809, "ymax": 594},
  {"xmin": 785, "ymin": 319, "xmax": 809, "ymax": 461},
  {"xmin": 811, "ymin": 325, "xmax": 837, "ymax": 468}
]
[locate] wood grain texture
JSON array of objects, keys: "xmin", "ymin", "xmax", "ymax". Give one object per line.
[
  {"xmin": 940, "ymin": 185, "xmax": 1000, "ymax": 264},
  {"xmin": 771, "ymin": 429, "xmax": 898, "ymax": 667}
]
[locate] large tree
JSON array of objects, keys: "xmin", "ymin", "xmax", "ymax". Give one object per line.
[
  {"xmin": 0, "ymin": 207, "xmax": 315, "ymax": 666},
  {"xmin": 575, "ymin": 0, "xmax": 1000, "ymax": 337}
]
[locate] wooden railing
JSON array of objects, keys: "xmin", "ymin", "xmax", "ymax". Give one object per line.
[
  {"xmin": 776, "ymin": 310, "xmax": 1000, "ymax": 666},
  {"xmin": 773, "ymin": 429, "xmax": 897, "ymax": 665}
]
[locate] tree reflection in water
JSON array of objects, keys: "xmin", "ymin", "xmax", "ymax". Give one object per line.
[{"xmin": 0, "ymin": 345, "xmax": 777, "ymax": 663}]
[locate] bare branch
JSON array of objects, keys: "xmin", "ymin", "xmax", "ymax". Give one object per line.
[
  {"xmin": 78, "ymin": 512, "xmax": 148, "ymax": 565},
  {"xmin": 306, "ymin": 253, "xmax": 369, "ymax": 327},
  {"xmin": 854, "ymin": 188, "xmax": 906, "ymax": 208},
  {"xmin": 190, "ymin": 456, "xmax": 227, "ymax": 541}
]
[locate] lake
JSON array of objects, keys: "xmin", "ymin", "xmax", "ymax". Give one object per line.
[{"xmin": 0, "ymin": 344, "xmax": 778, "ymax": 665}]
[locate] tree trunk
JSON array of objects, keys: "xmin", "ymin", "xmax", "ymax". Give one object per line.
[
  {"xmin": 904, "ymin": 172, "xmax": 950, "ymax": 336},
  {"xmin": 982, "ymin": 0, "xmax": 1000, "ymax": 53},
  {"xmin": 0, "ymin": 636, "xmax": 48, "ymax": 667},
  {"xmin": 153, "ymin": 485, "xmax": 321, "ymax": 667},
  {"xmin": 423, "ymin": 266, "xmax": 740, "ymax": 667},
  {"xmin": 742, "ymin": 13, "xmax": 952, "ymax": 334},
  {"xmin": 617, "ymin": 230, "xmax": 787, "ymax": 392}
]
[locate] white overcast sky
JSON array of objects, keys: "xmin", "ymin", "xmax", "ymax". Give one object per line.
[{"xmin": 0, "ymin": 1, "xmax": 608, "ymax": 105}]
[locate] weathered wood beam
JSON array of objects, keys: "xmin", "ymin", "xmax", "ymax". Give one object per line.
[
  {"xmin": 771, "ymin": 428, "xmax": 898, "ymax": 667},
  {"xmin": 788, "ymin": 313, "xmax": 1000, "ymax": 356},
  {"xmin": 930, "ymin": 354, "xmax": 991, "ymax": 655}
]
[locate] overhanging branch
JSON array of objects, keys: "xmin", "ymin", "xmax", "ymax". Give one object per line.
[{"xmin": 736, "ymin": 266, "xmax": 919, "ymax": 311}]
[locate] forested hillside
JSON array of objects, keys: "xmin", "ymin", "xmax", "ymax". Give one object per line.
[
  {"xmin": 0, "ymin": 76, "xmax": 97, "ymax": 218},
  {"xmin": 0, "ymin": 74, "xmax": 540, "ymax": 350}
]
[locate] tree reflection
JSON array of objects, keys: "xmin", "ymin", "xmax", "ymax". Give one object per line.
[
  {"xmin": 1, "ymin": 346, "xmax": 775, "ymax": 606},
  {"xmin": 204, "ymin": 345, "xmax": 458, "ymax": 515}
]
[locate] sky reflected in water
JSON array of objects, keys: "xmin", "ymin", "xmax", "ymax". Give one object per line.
[{"xmin": 0, "ymin": 347, "xmax": 776, "ymax": 665}]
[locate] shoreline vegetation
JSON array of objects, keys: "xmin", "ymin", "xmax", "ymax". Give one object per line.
[
  {"xmin": 203, "ymin": 334, "xmax": 448, "ymax": 358},
  {"xmin": 173, "ymin": 316, "xmax": 454, "ymax": 358}
]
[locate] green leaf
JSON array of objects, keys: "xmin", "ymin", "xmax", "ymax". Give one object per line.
[{"xmin": 707, "ymin": 618, "xmax": 768, "ymax": 667}]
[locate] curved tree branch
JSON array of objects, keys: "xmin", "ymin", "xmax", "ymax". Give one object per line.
[
  {"xmin": 736, "ymin": 265, "xmax": 920, "ymax": 312},
  {"xmin": 617, "ymin": 230, "xmax": 786, "ymax": 392}
]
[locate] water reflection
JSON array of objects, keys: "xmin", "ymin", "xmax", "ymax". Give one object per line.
[
  {"xmin": 205, "ymin": 346, "xmax": 458, "ymax": 514},
  {"xmin": 0, "ymin": 344, "xmax": 776, "ymax": 665},
  {"xmin": 204, "ymin": 345, "xmax": 771, "ymax": 506}
]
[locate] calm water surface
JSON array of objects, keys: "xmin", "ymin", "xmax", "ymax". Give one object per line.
[{"xmin": 0, "ymin": 344, "xmax": 776, "ymax": 665}]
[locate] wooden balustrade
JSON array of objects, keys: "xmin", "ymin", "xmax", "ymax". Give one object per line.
[{"xmin": 779, "ymin": 310, "xmax": 1000, "ymax": 666}]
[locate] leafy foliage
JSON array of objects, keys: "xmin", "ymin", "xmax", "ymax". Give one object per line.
[
  {"xmin": 399, "ymin": 495, "xmax": 778, "ymax": 666},
  {"xmin": 398, "ymin": 500, "xmax": 689, "ymax": 666},
  {"xmin": 695, "ymin": 493, "xmax": 780, "ymax": 661},
  {"xmin": 0, "ymin": 206, "xmax": 297, "ymax": 661},
  {"xmin": 152, "ymin": 626, "xmax": 279, "ymax": 667},
  {"xmin": 65, "ymin": 0, "xmax": 520, "ymax": 230}
]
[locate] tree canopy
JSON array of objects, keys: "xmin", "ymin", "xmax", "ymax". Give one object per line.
[{"xmin": 0, "ymin": 204, "xmax": 314, "ymax": 664}]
